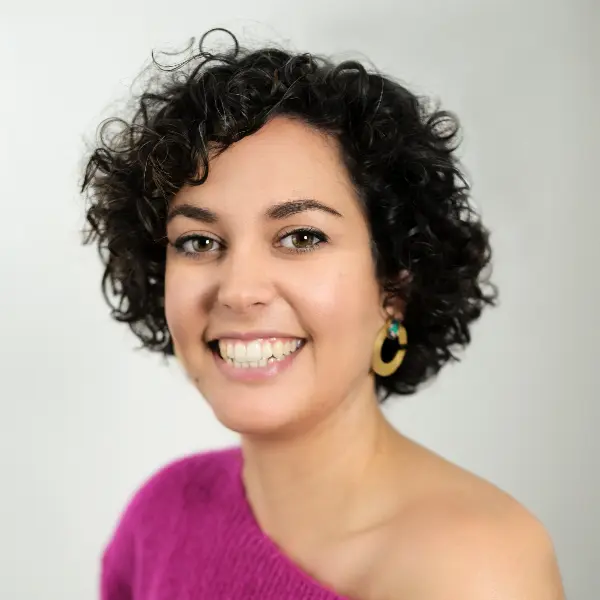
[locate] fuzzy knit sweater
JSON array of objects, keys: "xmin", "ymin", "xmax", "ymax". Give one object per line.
[{"xmin": 101, "ymin": 447, "xmax": 348, "ymax": 599}]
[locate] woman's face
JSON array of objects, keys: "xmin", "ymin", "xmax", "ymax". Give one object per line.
[{"xmin": 165, "ymin": 116, "xmax": 388, "ymax": 437}]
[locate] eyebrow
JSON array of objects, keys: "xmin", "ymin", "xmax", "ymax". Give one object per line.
[
  {"xmin": 266, "ymin": 199, "xmax": 343, "ymax": 220},
  {"xmin": 166, "ymin": 204, "xmax": 218, "ymax": 224},
  {"xmin": 167, "ymin": 198, "xmax": 343, "ymax": 224}
]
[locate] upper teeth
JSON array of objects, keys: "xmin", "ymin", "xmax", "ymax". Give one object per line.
[{"xmin": 218, "ymin": 339, "xmax": 302, "ymax": 363}]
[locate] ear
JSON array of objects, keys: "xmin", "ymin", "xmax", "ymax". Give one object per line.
[
  {"xmin": 379, "ymin": 269, "xmax": 411, "ymax": 321},
  {"xmin": 381, "ymin": 294, "xmax": 405, "ymax": 322}
]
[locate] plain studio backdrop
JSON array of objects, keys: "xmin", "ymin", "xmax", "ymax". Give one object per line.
[{"xmin": 0, "ymin": 1, "xmax": 597, "ymax": 598}]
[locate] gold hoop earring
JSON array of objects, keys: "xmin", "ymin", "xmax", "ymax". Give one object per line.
[{"xmin": 371, "ymin": 319, "xmax": 407, "ymax": 377}]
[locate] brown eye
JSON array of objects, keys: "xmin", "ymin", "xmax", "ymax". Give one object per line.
[
  {"xmin": 291, "ymin": 232, "xmax": 317, "ymax": 248},
  {"xmin": 187, "ymin": 238, "xmax": 216, "ymax": 252},
  {"xmin": 279, "ymin": 228, "xmax": 327, "ymax": 253},
  {"xmin": 173, "ymin": 234, "xmax": 222, "ymax": 256}
]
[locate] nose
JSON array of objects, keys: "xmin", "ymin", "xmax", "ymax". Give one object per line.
[{"xmin": 216, "ymin": 247, "xmax": 275, "ymax": 313}]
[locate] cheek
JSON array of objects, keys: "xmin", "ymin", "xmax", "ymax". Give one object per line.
[
  {"xmin": 164, "ymin": 262, "xmax": 207, "ymax": 343},
  {"xmin": 295, "ymin": 256, "xmax": 381, "ymax": 352}
]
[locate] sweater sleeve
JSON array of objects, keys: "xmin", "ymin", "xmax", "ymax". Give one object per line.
[
  {"xmin": 100, "ymin": 504, "xmax": 136, "ymax": 600},
  {"xmin": 98, "ymin": 452, "xmax": 219, "ymax": 600},
  {"xmin": 100, "ymin": 543, "xmax": 131, "ymax": 599}
]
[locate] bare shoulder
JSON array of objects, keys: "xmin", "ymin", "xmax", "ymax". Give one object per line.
[{"xmin": 375, "ymin": 443, "xmax": 565, "ymax": 600}]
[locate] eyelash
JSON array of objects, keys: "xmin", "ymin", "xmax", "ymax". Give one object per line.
[{"xmin": 171, "ymin": 227, "xmax": 329, "ymax": 259}]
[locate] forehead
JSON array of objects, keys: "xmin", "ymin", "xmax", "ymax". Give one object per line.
[{"xmin": 172, "ymin": 116, "xmax": 360, "ymax": 215}]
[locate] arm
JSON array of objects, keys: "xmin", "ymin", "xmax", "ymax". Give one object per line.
[
  {"xmin": 99, "ymin": 501, "xmax": 136, "ymax": 600},
  {"xmin": 465, "ymin": 517, "xmax": 565, "ymax": 600},
  {"xmin": 430, "ymin": 510, "xmax": 565, "ymax": 600},
  {"xmin": 384, "ymin": 503, "xmax": 565, "ymax": 600},
  {"xmin": 100, "ymin": 536, "xmax": 133, "ymax": 600}
]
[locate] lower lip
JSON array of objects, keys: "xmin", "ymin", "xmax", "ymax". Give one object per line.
[{"xmin": 212, "ymin": 346, "xmax": 304, "ymax": 382}]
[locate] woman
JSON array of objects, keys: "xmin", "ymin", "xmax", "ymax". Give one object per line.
[{"xmin": 82, "ymin": 28, "xmax": 564, "ymax": 600}]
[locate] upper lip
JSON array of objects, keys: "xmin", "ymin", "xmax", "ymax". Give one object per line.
[{"xmin": 206, "ymin": 331, "xmax": 306, "ymax": 342}]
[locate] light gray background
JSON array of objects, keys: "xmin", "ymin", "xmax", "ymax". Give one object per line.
[{"xmin": 1, "ymin": 1, "xmax": 597, "ymax": 598}]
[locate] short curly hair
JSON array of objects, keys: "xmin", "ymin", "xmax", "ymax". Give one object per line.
[{"xmin": 81, "ymin": 28, "xmax": 497, "ymax": 400}]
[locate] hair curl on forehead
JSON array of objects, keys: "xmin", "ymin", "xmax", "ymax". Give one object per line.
[{"xmin": 81, "ymin": 27, "xmax": 498, "ymax": 400}]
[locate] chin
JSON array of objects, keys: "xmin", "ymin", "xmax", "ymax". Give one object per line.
[
  {"xmin": 182, "ymin": 339, "xmax": 318, "ymax": 436},
  {"xmin": 195, "ymin": 380, "xmax": 316, "ymax": 438}
]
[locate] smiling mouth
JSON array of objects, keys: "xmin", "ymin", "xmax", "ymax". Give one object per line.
[{"xmin": 207, "ymin": 337, "xmax": 306, "ymax": 369}]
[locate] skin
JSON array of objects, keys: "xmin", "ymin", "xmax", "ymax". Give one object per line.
[{"xmin": 165, "ymin": 116, "xmax": 565, "ymax": 600}]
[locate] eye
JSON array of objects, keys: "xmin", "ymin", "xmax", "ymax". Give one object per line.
[
  {"xmin": 172, "ymin": 234, "xmax": 222, "ymax": 257},
  {"xmin": 278, "ymin": 228, "xmax": 328, "ymax": 253}
]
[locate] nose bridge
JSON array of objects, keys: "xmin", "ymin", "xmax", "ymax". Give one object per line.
[{"xmin": 217, "ymin": 241, "xmax": 273, "ymax": 310}]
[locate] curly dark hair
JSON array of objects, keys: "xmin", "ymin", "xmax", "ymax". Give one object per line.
[{"xmin": 81, "ymin": 28, "xmax": 497, "ymax": 400}]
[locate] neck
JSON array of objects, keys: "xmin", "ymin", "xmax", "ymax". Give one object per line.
[{"xmin": 240, "ymin": 380, "xmax": 405, "ymax": 549}]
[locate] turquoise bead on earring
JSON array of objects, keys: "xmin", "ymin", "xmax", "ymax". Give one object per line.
[{"xmin": 388, "ymin": 319, "xmax": 400, "ymax": 339}]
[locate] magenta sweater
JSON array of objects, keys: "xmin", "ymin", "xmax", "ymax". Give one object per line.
[{"xmin": 101, "ymin": 447, "xmax": 347, "ymax": 599}]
